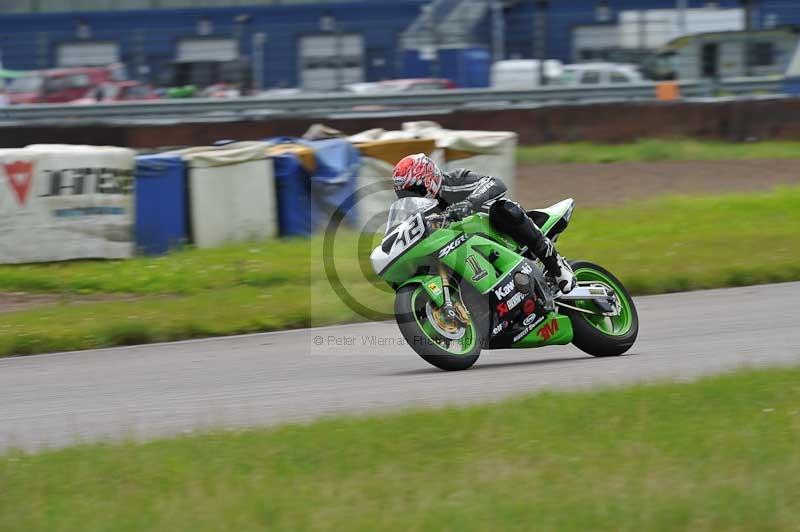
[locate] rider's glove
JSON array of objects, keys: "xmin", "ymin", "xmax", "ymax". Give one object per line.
[{"xmin": 444, "ymin": 201, "xmax": 473, "ymax": 222}]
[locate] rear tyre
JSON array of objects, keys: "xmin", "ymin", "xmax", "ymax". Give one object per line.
[
  {"xmin": 395, "ymin": 281, "xmax": 489, "ymax": 371},
  {"xmin": 560, "ymin": 260, "xmax": 638, "ymax": 357}
]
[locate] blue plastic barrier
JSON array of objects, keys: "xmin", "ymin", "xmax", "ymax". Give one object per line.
[
  {"xmin": 402, "ymin": 47, "xmax": 491, "ymax": 88},
  {"xmin": 272, "ymin": 152, "xmax": 312, "ymax": 237},
  {"xmin": 134, "ymin": 153, "xmax": 189, "ymax": 255},
  {"xmin": 783, "ymin": 77, "xmax": 800, "ymax": 96}
]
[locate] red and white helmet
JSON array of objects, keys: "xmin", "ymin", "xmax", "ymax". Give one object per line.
[{"xmin": 392, "ymin": 153, "xmax": 443, "ymax": 199}]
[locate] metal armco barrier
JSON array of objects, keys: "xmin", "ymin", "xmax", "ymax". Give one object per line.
[{"xmin": 0, "ymin": 77, "xmax": 784, "ymax": 125}]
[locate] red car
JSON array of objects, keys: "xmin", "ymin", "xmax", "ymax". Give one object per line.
[
  {"xmin": 7, "ymin": 64, "xmax": 130, "ymax": 104},
  {"xmin": 69, "ymin": 81, "xmax": 159, "ymax": 104}
]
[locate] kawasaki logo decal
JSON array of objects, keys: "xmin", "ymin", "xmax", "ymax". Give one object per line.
[{"xmin": 494, "ymin": 280, "xmax": 515, "ymax": 299}]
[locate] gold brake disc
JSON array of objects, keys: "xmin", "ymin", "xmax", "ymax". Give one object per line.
[{"xmin": 426, "ymin": 303, "xmax": 467, "ymax": 340}]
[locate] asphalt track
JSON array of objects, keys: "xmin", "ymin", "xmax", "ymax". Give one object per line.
[{"xmin": 1, "ymin": 282, "xmax": 798, "ymax": 451}]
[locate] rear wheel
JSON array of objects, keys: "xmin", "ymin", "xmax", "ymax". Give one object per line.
[
  {"xmin": 395, "ymin": 281, "xmax": 489, "ymax": 371},
  {"xmin": 560, "ymin": 260, "xmax": 638, "ymax": 357}
]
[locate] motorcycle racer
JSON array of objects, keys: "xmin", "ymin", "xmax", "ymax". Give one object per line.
[{"xmin": 392, "ymin": 153, "xmax": 576, "ymax": 294}]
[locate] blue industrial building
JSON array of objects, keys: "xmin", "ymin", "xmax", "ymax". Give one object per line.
[
  {"xmin": 0, "ymin": 0, "xmax": 798, "ymax": 89},
  {"xmin": 0, "ymin": 1, "xmax": 426, "ymax": 90}
]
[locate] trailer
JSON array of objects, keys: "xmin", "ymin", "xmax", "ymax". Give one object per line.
[{"xmin": 649, "ymin": 27, "xmax": 799, "ymax": 80}]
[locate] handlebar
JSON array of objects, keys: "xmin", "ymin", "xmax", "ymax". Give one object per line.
[{"xmin": 425, "ymin": 212, "xmax": 449, "ymax": 229}]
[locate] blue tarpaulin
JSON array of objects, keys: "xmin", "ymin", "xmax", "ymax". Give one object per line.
[
  {"xmin": 267, "ymin": 137, "xmax": 360, "ymax": 235},
  {"xmin": 134, "ymin": 153, "xmax": 189, "ymax": 254},
  {"xmin": 306, "ymin": 138, "xmax": 360, "ymax": 230}
]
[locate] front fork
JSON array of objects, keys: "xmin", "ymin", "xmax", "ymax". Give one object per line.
[{"xmin": 439, "ymin": 262, "xmax": 457, "ymax": 322}]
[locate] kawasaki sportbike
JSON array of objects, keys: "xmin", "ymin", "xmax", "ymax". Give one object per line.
[{"xmin": 370, "ymin": 197, "xmax": 638, "ymax": 371}]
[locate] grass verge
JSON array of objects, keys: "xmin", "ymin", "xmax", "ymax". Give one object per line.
[
  {"xmin": 517, "ymin": 138, "xmax": 800, "ymax": 165},
  {"xmin": 1, "ymin": 186, "xmax": 799, "ymax": 357},
  {"xmin": 2, "ymin": 365, "xmax": 799, "ymax": 531}
]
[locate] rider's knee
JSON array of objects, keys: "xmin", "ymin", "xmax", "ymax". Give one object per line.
[{"xmin": 489, "ymin": 199, "xmax": 526, "ymax": 227}]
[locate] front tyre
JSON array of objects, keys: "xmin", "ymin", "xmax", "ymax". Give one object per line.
[
  {"xmin": 560, "ymin": 260, "xmax": 639, "ymax": 357},
  {"xmin": 395, "ymin": 282, "xmax": 489, "ymax": 371}
]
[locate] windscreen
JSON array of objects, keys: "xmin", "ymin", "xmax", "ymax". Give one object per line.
[
  {"xmin": 552, "ymin": 69, "xmax": 580, "ymax": 85},
  {"xmin": 385, "ymin": 197, "xmax": 438, "ymax": 234},
  {"xmin": 7, "ymin": 75, "xmax": 43, "ymax": 93}
]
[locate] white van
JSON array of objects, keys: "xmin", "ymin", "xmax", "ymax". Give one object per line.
[
  {"xmin": 551, "ymin": 63, "xmax": 645, "ymax": 86},
  {"xmin": 490, "ymin": 59, "xmax": 564, "ymax": 90}
]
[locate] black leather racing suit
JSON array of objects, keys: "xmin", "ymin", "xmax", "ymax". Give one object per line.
[{"xmin": 437, "ymin": 169, "xmax": 560, "ymax": 273}]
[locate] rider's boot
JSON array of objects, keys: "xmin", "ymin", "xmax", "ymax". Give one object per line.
[
  {"xmin": 528, "ymin": 232, "xmax": 576, "ymax": 295},
  {"xmin": 546, "ymin": 255, "xmax": 577, "ymax": 295}
]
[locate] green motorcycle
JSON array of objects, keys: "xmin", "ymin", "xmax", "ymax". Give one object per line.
[{"xmin": 370, "ymin": 197, "xmax": 639, "ymax": 371}]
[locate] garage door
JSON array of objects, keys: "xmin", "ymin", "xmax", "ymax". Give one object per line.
[
  {"xmin": 300, "ymin": 34, "xmax": 364, "ymax": 91},
  {"xmin": 57, "ymin": 41, "xmax": 120, "ymax": 67},
  {"xmin": 177, "ymin": 38, "xmax": 238, "ymax": 62},
  {"xmin": 572, "ymin": 25, "xmax": 618, "ymax": 61}
]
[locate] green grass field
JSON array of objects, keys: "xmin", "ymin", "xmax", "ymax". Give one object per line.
[
  {"xmin": 2, "ymin": 365, "xmax": 799, "ymax": 531},
  {"xmin": 517, "ymin": 139, "xmax": 800, "ymax": 164},
  {"xmin": 1, "ymin": 186, "xmax": 798, "ymax": 357}
]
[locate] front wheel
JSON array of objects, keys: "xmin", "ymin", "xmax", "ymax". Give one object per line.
[
  {"xmin": 395, "ymin": 282, "xmax": 489, "ymax": 371},
  {"xmin": 560, "ymin": 260, "xmax": 639, "ymax": 357}
]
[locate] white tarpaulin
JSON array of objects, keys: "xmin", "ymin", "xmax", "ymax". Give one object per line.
[
  {"xmin": 0, "ymin": 145, "xmax": 134, "ymax": 264},
  {"xmin": 400, "ymin": 122, "xmax": 518, "ymax": 197},
  {"xmin": 180, "ymin": 143, "xmax": 277, "ymax": 248},
  {"xmin": 349, "ymin": 123, "xmax": 517, "ymax": 226}
]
